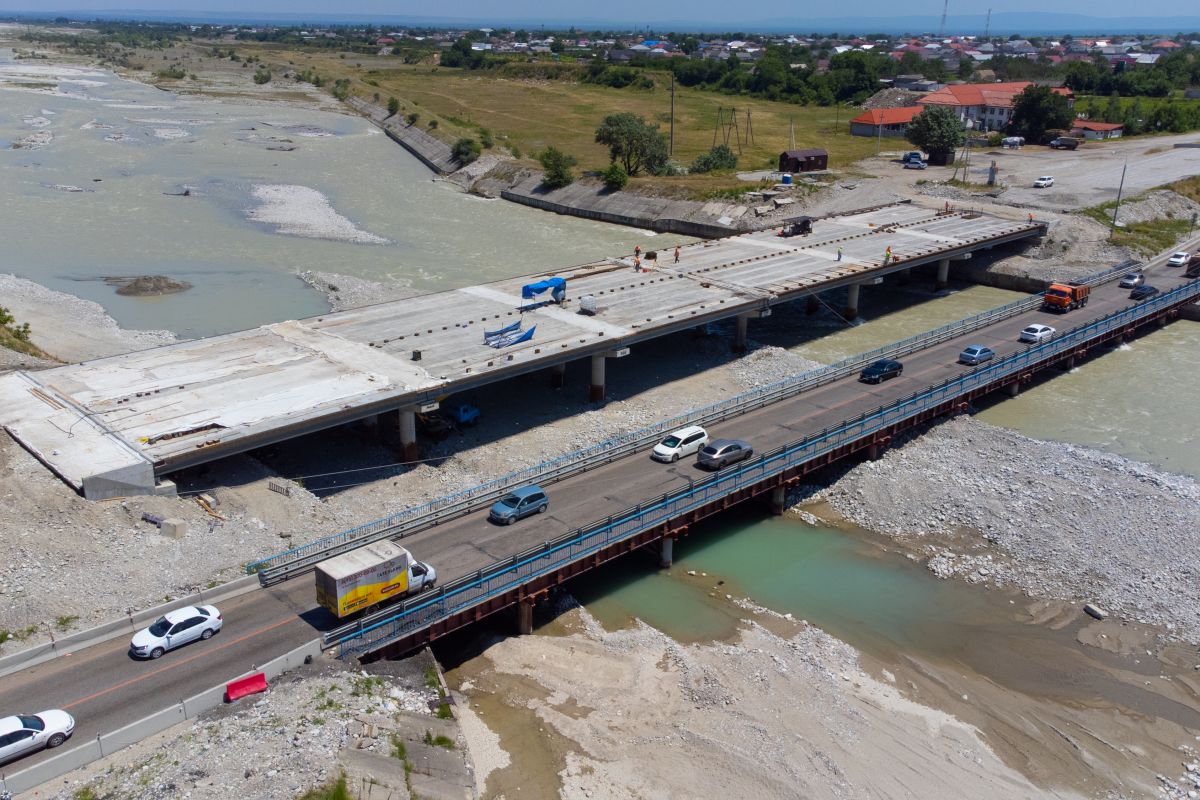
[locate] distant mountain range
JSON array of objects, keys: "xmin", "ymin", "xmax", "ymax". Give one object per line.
[{"xmin": 6, "ymin": 9, "xmax": 1200, "ymax": 36}]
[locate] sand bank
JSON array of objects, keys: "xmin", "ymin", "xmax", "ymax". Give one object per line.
[{"xmin": 246, "ymin": 184, "xmax": 388, "ymax": 244}]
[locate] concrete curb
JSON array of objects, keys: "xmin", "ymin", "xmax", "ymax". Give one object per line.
[
  {"xmin": 0, "ymin": 574, "xmax": 262, "ymax": 680},
  {"xmin": 0, "ymin": 638, "xmax": 322, "ymax": 795}
]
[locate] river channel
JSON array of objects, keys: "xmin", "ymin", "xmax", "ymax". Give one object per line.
[{"xmin": 0, "ymin": 52, "xmax": 684, "ymax": 337}]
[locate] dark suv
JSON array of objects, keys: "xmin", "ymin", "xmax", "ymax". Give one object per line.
[{"xmin": 859, "ymin": 359, "xmax": 903, "ymax": 384}]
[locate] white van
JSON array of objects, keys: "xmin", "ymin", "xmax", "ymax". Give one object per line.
[{"xmin": 651, "ymin": 425, "xmax": 709, "ymax": 463}]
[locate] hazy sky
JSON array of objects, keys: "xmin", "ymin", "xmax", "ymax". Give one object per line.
[{"xmin": 0, "ymin": 0, "xmax": 1195, "ymax": 20}]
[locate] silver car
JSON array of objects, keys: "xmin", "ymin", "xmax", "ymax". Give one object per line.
[
  {"xmin": 130, "ymin": 604, "xmax": 223, "ymax": 659},
  {"xmin": 0, "ymin": 710, "xmax": 75, "ymax": 765},
  {"xmin": 697, "ymin": 439, "xmax": 754, "ymax": 470}
]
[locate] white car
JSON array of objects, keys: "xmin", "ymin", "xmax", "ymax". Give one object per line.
[
  {"xmin": 1019, "ymin": 323, "xmax": 1056, "ymax": 343},
  {"xmin": 1033, "ymin": 176, "xmax": 1054, "ymax": 188},
  {"xmin": 0, "ymin": 710, "xmax": 75, "ymax": 764},
  {"xmin": 651, "ymin": 425, "xmax": 709, "ymax": 463},
  {"xmin": 130, "ymin": 604, "xmax": 223, "ymax": 659},
  {"xmin": 1167, "ymin": 251, "xmax": 1190, "ymax": 267}
]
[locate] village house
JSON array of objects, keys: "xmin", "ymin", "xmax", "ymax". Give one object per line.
[
  {"xmin": 917, "ymin": 81, "xmax": 1074, "ymax": 131},
  {"xmin": 1071, "ymin": 119, "xmax": 1124, "ymax": 140},
  {"xmin": 848, "ymin": 106, "xmax": 923, "ymax": 138}
]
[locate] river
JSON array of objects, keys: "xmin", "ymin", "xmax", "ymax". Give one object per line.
[{"xmin": 0, "ymin": 53, "xmax": 685, "ymax": 338}]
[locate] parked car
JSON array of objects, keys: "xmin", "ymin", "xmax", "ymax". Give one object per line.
[
  {"xmin": 651, "ymin": 425, "xmax": 709, "ymax": 463},
  {"xmin": 1129, "ymin": 285, "xmax": 1160, "ymax": 301},
  {"xmin": 0, "ymin": 710, "xmax": 75, "ymax": 765},
  {"xmin": 903, "ymin": 160, "xmax": 927, "ymax": 170},
  {"xmin": 859, "ymin": 359, "xmax": 903, "ymax": 384},
  {"xmin": 130, "ymin": 605, "xmax": 223, "ymax": 659},
  {"xmin": 958, "ymin": 345, "xmax": 995, "ymax": 365},
  {"xmin": 488, "ymin": 484, "xmax": 548, "ymax": 525},
  {"xmin": 1019, "ymin": 324, "xmax": 1056, "ymax": 344},
  {"xmin": 1048, "ymin": 137, "xmax": 1079, "ymax": 150},
  {"xmin": 697, "ymin": 439, "xmax": 754, "ymax": 470},
  {"xmin": 1118, "ymin": 272, "xmax": 1145, "ymax": 289},
  {"xmin": 1167, "ymin": 251, "xmax": 1191, "ymax": 267},
  {"xmin": 1033, "ymin": 176, "xmax": 1054, "ymax": 188},
  {"xmin": 902, "ymin": 151, "xmax": 924, "ymax": 164}
]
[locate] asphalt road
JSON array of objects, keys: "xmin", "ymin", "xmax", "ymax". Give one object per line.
[{"xmin": 2, "ymin": 243, "xmax": 1197, "ymax": 773}]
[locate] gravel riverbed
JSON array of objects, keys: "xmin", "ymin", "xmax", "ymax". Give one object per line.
[{"xmin": 809, "ymin": 415, "xmax": 1200, "ymax": 642}]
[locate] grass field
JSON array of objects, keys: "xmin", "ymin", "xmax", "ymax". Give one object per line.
[{"xmin": 228, "ymin": 45, "xmax": 881, "ymax": 184}]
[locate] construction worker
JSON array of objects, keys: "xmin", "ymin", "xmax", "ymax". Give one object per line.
[
  {"xmin": 633, "ymin": 255, "xmax": 641, "ymax": 272},
  {"xmin": 1028, "ymin": 212, "xmax": 1035, "ymax": 223},
  {"xmin": 634, "ymin": 244, "xmax": 641, "ymax": 259},
  {"xmin": 837, "ymin": 246, "xmax": 843, "ymax": 261},
  {"xmin": 674, "ymin": 246, "xmax": 681, "ymax": 263}
]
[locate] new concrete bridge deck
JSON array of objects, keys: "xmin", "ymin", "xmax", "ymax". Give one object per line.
[{"xmin": 0, "ymin": 203, "xmax": 1040, "ymax": 498}]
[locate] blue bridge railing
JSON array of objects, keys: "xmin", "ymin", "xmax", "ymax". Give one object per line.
[{"xmin": 332, "ymin": 278, "xmax": 1198, "ymax": 658}]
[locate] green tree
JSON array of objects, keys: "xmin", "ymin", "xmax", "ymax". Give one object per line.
[
  {"xmin": 906, "ymin": 105, "xmax": 964, "ymax": 158},
  {"xmin": 537, "ymin": 146, "xmax": 577, "ymax": 189},
  {"xmin": 594, "ymin": 112, "xmax": 668, "ymax": 176},
  {"xmin": 601, "ymin": 162, "xmax": 628, "ymax": 190},
  {"xmin": 1101, "ymin": 91, "xmax": 1123, "ymax": 123},
  {"xmin": 690, "ymin": 144, "xmax": 738, "ymax": 173},
  {"xmin": 386, "ymin": 96, "xmax": 400, "ymax": 117},
  {"xmin": 1008, "ymin": 84, "xmax": 1073, "ymax": 141},
  {"xmin": 452, "ymin": 138, "xmax": 481, "ymax": 165},
  {"xmin": 406, "ymin": 111, "xmax": 420, "ymax": 126}
]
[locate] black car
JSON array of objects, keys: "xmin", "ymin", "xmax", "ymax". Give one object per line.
[
  {"xmin": 859, "ymin": 359, "xmax": 903, "ymax": 384},
  {"xmin": 1129, "ymin": 285, "xmax": 1160, "ymax": 301}
]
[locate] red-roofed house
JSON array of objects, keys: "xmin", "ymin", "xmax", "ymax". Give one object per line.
[
  {"xmin": 1150, "ymin": 40, "xmax": 1181, "ymax": 52},
  {"xmin": 849, "ymin": 106, "xmax": 923, "ymax": 138},
  {"xmin": 917, "ymin": 82, "xmax": 1074, "ymax": 131},
  {"xmin": 1071, "ymin": 119, "xmax": 1124, "ymax": 140}
]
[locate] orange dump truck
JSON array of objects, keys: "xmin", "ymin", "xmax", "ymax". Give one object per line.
[{"xmin": 1042, "ymin": 282, "xmax": 1090, "ymax": 313}]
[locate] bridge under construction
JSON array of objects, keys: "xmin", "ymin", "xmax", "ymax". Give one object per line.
[{"xmin": 0, "ymin": 202, "xmax": 1042, "ymax": 499}]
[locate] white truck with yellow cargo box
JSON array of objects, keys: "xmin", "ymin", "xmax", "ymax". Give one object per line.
[{"xmin": 315, "ymin": 541, "xmax": 437, "ymax": 619}]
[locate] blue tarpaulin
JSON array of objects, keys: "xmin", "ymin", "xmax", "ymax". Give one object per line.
[
  {"xmin": 521, "ymin": 277, "xmax": 566, "ymax": 299},
  {"xmin": 485, "ymin": 325, "xmax": 536, "ymax": 348}
]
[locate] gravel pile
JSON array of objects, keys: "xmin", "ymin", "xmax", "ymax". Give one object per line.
[
  {"xmin": 1114, "ymin": 189, "xmax": 1200, "ymax": 226},
  {"xmin": 810, "ymin": 416, "xmax": 1200, "ymax": 641},
  {"xmin": 46, "ymin": 661, "xmax": 448, "ymax": 800},
  {"xmin": 297, "ymin": 270, "xmax": 416, "ymax": 313}
]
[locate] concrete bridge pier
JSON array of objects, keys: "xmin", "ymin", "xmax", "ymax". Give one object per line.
[
  {"xmin": 516, "ymin": 598, "xmax": 535, "ymax": 635},
  {"xmin": 589, "ymin": 353, "xmax": 606, "ymax": 403},
  {"xmin": 398, "ymin": 408, "xmax": 419, "ymax": 462},
  {"xmin": 935, "ymin": 258, "xmax": 951, "ymax": 290},
  {"xmin": 768, "ymin": 485, "xmax": 787, "ymax": 516},
  {"xmin": 551, "ymin": 362, "xmax": 566, "ymax": 389},
  {"xmin": 733, "ymin": 314, "xmax": 750, "ymax": 353},
  {"xmin": 843, "ymin": 283, "xmax": 862, "ymax": 321},
  {"xmin": 1006, "ymin": 382, "xmax": 1020, "ymax": 397},
  {"xmin": 659, "ymin": 537, "xmax": 674, "ymax": 568}
]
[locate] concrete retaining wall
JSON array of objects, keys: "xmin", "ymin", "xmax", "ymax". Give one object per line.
[
  {"xmin": 346, "ymin": 97, "xmax": 460, "ymax": 174},
  {"xmin": 0, "ymin": 639, "xmax": 322, "ymax": 795},
  {"xmin": 502, "ymin": 187, "xmax": 736, "ymax": 239},
  {"xmin": 0, "ymin": 574, "xmax": 261, "ymax": 680}
]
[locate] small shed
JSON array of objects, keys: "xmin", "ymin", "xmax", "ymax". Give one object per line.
[{"xmin": 778, "ymin": 148, "xmax": 828, "ymax": 173}]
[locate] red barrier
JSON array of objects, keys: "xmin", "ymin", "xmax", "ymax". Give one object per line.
[{"xmin": 225, "ymin": 672, "xmax": 268, "ymax": 702}]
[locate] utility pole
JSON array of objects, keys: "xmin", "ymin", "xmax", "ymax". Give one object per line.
[
  {"xmin": 876, "ymin": 113, "xmax": 883, "ymax": 155},
  {"xmin": 669, "ymin": 72, "xmax": 675, "ymax": 157},
  {"xmin": 939, "ymin": 0, "xmax": 949, "ymax": 38},
  {"xmin": 1111, "ymin": 157, "xmax": 1129, "ymax": 229},
  {"xmin": 984, "ymin": 8, "xmax": 991, "ymax": 42},
  {"xmin": 789, "ymin": 116, "xmax": 796, "ymax": 150}
]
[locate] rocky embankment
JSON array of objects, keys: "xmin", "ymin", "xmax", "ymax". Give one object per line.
[
  {"xmin": 43, "ymin": 655, "xmax": 474, "ymax": 800},
  {"xmin": 808, "ymin": 416, "xmax": 1200, "ymax": 642}
]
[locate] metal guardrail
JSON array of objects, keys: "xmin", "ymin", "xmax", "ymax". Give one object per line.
[
  {"xmin": 247, "ymin": 259, "xmax": 1139, "ymax": 583},
  {"xmin": 332, "ymin": 277, "xmax": 1199, "ymax": 657}
]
